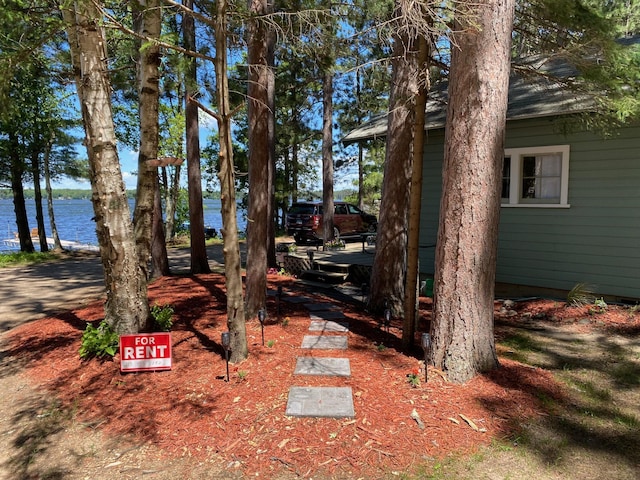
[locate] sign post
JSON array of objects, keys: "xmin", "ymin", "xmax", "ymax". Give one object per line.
[{"xmin": 119, "ymin": 333, "xmax": 172, "ymax": 373}]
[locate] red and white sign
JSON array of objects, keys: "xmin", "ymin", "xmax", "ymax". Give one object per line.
[{"xmin": 119, "ymin": 333, "xmax": 172, "ymax": 373}]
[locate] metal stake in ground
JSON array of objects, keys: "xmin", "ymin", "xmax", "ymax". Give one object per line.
[
  {"xmin": 421, "ymin": 332, "xmax": 431, "ymax": 383},
  {"xmin": 277, "ymin": 285, "xmax": 283, "ymax": 316},
  {"xmin": 258, "ymin": 308, "xmax": 266, "ymax": 346},
  {"xmin": 221, "ymin": 331, "xmax": 231, "ymax": 381},
  {"xmin": 383, "ymin": 308, "xmax": 391, "ymax": 336}
]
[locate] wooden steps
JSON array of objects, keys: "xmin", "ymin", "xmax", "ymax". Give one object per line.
[{"xmin": 301, "ymin": 259, "xmax": 350, "ymax": 284}]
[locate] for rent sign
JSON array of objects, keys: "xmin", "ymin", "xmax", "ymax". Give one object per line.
[{"xmin": 120, "ymin": 333, "xmax": 172, "ymax": 373}]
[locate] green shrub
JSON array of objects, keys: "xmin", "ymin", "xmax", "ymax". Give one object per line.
[
  {"xmin": 79, "ymin": 321, "xmax": 119, "ymax": 359},
  {"xmin": 567, "ymin": 283, "xmax": 595, "ymax": 307},
  {"xmin": 151, "ymin": 304, "xmax": 174, "ymax": 331}
]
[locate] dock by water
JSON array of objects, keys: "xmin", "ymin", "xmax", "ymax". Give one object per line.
[{"xmin": 1, "ymin": 237, "xmax": 99, "ymax": 253}]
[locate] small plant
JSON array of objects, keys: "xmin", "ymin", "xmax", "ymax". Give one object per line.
[
  {"xmin": 592, "ymin": 297, "xmax": 608, "ymax": 314},
  {"xmin": 237, "ymin": 370, "xmax": 248, "ymax": 381},
  {"xmin": 151, "ymin": 304, "xmax": 174, "ymax": 331},
  {"xmin": 79, "ymin": 321, "xmax": 119, "ymax": 359},
  {"xmin": 266, "ymin": 339, "xmax": 275, "ymax": 348},
  {"xmin": 567, "ymin": 282, "xmax": 595, "ymax": 307},
  {"xmin": 407, "ymin": 369, "xmax": 421, "ymax": 387},
  {"xmin": 376, "ymin": 343, "xmax": 387, "ymax": 352},
  {"xmin": 267, "ymin": 267, "xmax": 288, "ymax": 275},
  {"xmin": 324, "ymin": 239, "xmax": 345, "ymax": 249},
  {"xmin": 281, "ymin": 317, "xmax": 290, "ymax": 327}
]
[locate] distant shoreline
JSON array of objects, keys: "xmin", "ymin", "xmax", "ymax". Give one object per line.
[{"xmin": 0, "ymin": 188, "xmax": 223, "ymax": 201}]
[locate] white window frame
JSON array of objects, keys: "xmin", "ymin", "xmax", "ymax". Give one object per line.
[{"xmin": 502, "ymin": 145, "xmax": 570, "ymax": 208}]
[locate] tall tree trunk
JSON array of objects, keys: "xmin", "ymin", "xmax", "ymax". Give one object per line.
[
  {"xmin": 291, "ymin": 141, "xmax": 299, "ymax": 203},
  {"xmin": 357, "ymin": 144, "xmax": 364, "ymax": 210},
  {"xmin": 30, "ymin": 152, "xmax": 49, "ymax": 252},
  {"xmin": 133, "ymin": 0, "xmax": 164, "ymax": 279},
  {"xmin": 9, "ymin": 134, "xmax": 34, "ymax": 253},
  {"xmin": 266, "ymin": 21, "xmax": 277, "ymax": 268},
  {"xmin": 369, "ymin": 11, "xmax": 417, "ymax": 316},
  {"xmin": 402, "ymin": 35, "xmax": 431, "ymax": 351},
  {"xmin": 214, "ymin": 0, "xmax": 247, "ymax": 362},
  {"xmin": 43, "ymin": 138, "xmax": 63, "ymax": 251},
  {"xmin": 321, "ymin": 69, "xmax": 334, "ymax": 246},
  {"xmin": 183, "ymin": 0, "xmax": 210, "ymax": 274},
  {"xmin": 163, "ymin": 164, "xmax": 182, "ymax": 243},
  {"xmin": 355, "ymin": 69, "xmax": 364, "ymax": 210},
  {"xmin": 151, "ymin": 182, "xmax": 170, "ymax": 277},
  {"xmin": 430, "ymin": 0, "xmax": 515, "ymax": 383},
  {"xmin": 245, "ymin": 0, "xmax": 271, "ymax": 319},
  {"xmin": 61, "ymin": 1, "xmax": 150, "ymax": 334}
]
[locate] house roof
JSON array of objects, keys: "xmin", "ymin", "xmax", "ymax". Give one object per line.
[{"xmin": 342, "ymin": 57, "xmax": 595, "ymax": 144}]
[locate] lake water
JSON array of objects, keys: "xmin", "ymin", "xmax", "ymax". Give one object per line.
[{"xmin": 0, "ymin": 197, "xmax": 246, "ymax": 253}]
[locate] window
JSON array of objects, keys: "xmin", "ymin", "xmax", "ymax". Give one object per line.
[{"xmin": 502, "ymin": 145, "xmax": 570, "ymax": 207}]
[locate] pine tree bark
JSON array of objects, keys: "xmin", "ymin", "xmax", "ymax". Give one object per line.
[
  {"xmin": 214, "ymin": 0, "xmax": 248, "ymax": 362},
  {"xmin": 43, "ymin": 138, "xmax": 63, "ymax": 251},
  {"xmin": 403, "ymin": 35, "xmax": 432, "ymax": 351},
  {"xmin": 132, "ymin": 0, "xmax": 165, "ymax": 279},
  {"xmin": 9, "ymin": 133, "xmax": 34, "ymax": 253},
  {"xmin": 321, "ymin": 69, "xmax": 334, "ymax": 246},
  {"xmin": 266, "ymin": 23, "xmax": 277, "ymax": 268},
  {"xmin": 151, "ymin": 183, "xmax": 170, "ymax": 277},
  {"xmin": 245, "ymin": 0, "xmax": 271, "ymax": 320},
  {"xmin": 163, "ymin": 164, "xmax": 182, "ymax": 243},
  {"xmin": 369, "ymin": 13, "xmax": 417, "ymax": 315},
  {"xmin": 429, "ymin": 0, "xmax": 516, "ymax": 383},
  {"xmin": 61, "ymin": 1, "xmax": 149, "ymax": 334},
  {"xmin": 183, "ymin": 0, "xmax": 210, "ymax": 274},
  {"xmin": 30, "ymin": 151, "xmax": 49, "ymax": 252}
]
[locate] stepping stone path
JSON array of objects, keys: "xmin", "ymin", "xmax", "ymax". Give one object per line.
[
  {"xmin": 309, "ymin": 320, "xmax": 349, "ymax": 332},
  {"xmin": 285, "ymin": 301, "xmax": 355, "ymax": 419},
  {"xmin": 293, "ymin": 357, "xmax": 351, "ymax": 376},
  {"xmin": 300, "ymin": 335, "xmax": 348, "ymax": 350}
]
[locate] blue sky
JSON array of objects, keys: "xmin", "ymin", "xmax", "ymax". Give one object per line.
[{"xmin": 51, "ymin": 148, "xmax": 140, "ymax": 190}]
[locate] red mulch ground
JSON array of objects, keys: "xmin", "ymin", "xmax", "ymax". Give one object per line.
[{"xmin": 5, "ymin": 274, "xmax": 639, "ymax": 478}]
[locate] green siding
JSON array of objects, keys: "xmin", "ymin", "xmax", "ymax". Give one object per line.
[{"xmin": 419, "ymin": 118, "xmax": 640, "ymax": 299}]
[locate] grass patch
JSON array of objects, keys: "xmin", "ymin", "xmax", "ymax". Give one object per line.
[
  {"xmin": 568, "ymin": 378, "xmax": 612, "ymax": 402},
  {"xmin": 500, "ymin": 332, "xmax": 542, "ymax": 353},
  {"xmin": 613, "ymin": 410, "xmax": 640, "ymax": 428},
  {"xmin": 0, "ymin": 251, "xmax": 59, "ymax": 268},
  {"xmin": 611, "ymin": 363, "xmax": 640, "ymax": 386}
]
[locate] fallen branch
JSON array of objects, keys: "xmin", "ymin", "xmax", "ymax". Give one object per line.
[{"xmin": 459, "ymin": 414, "xmax": 479, "ymax": 431}]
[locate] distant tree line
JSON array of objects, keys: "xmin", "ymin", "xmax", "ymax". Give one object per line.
[{"xmin": 0, "ymin": 188, "xmax": 229, "ymax": 201}]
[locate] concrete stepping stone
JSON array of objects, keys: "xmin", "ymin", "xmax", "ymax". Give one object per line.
[
  {"xmin": 310, "ymin": 311, "xmax": 345, "ymax": 320},
  {"xmin": 304, "ymin": 302, "xmax": 341, "ymax": 311},
  {"xmin": 294, "ymin": 357, "xmax": 351, "ymax": 376},
  {"xmin": 285, "ymin": 386, "xmax": 355, "ymax": 418},
  {"xmin": 301, "ymin": 335, "xmax": 347, "ymax": 350},
  {"xmin": 309, "ymin": 319, "xmax": 349, "ymax": 332}
]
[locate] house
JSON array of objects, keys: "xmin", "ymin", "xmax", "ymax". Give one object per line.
[{"xmin": 343, "ymin": 57, "xmax": 640, "ymax": 302}]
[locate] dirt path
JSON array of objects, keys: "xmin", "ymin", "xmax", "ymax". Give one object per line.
[
  {"xmin": 0, "ymin": 252, "xmax": 105, "ymax": 333},
  {"xmin": 0, "ymin": 245, "xmax": 232, "ymax": 332},
  {"xmin": 0, "ymin": 247, "xmax": 240, "ymax": 480}
]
